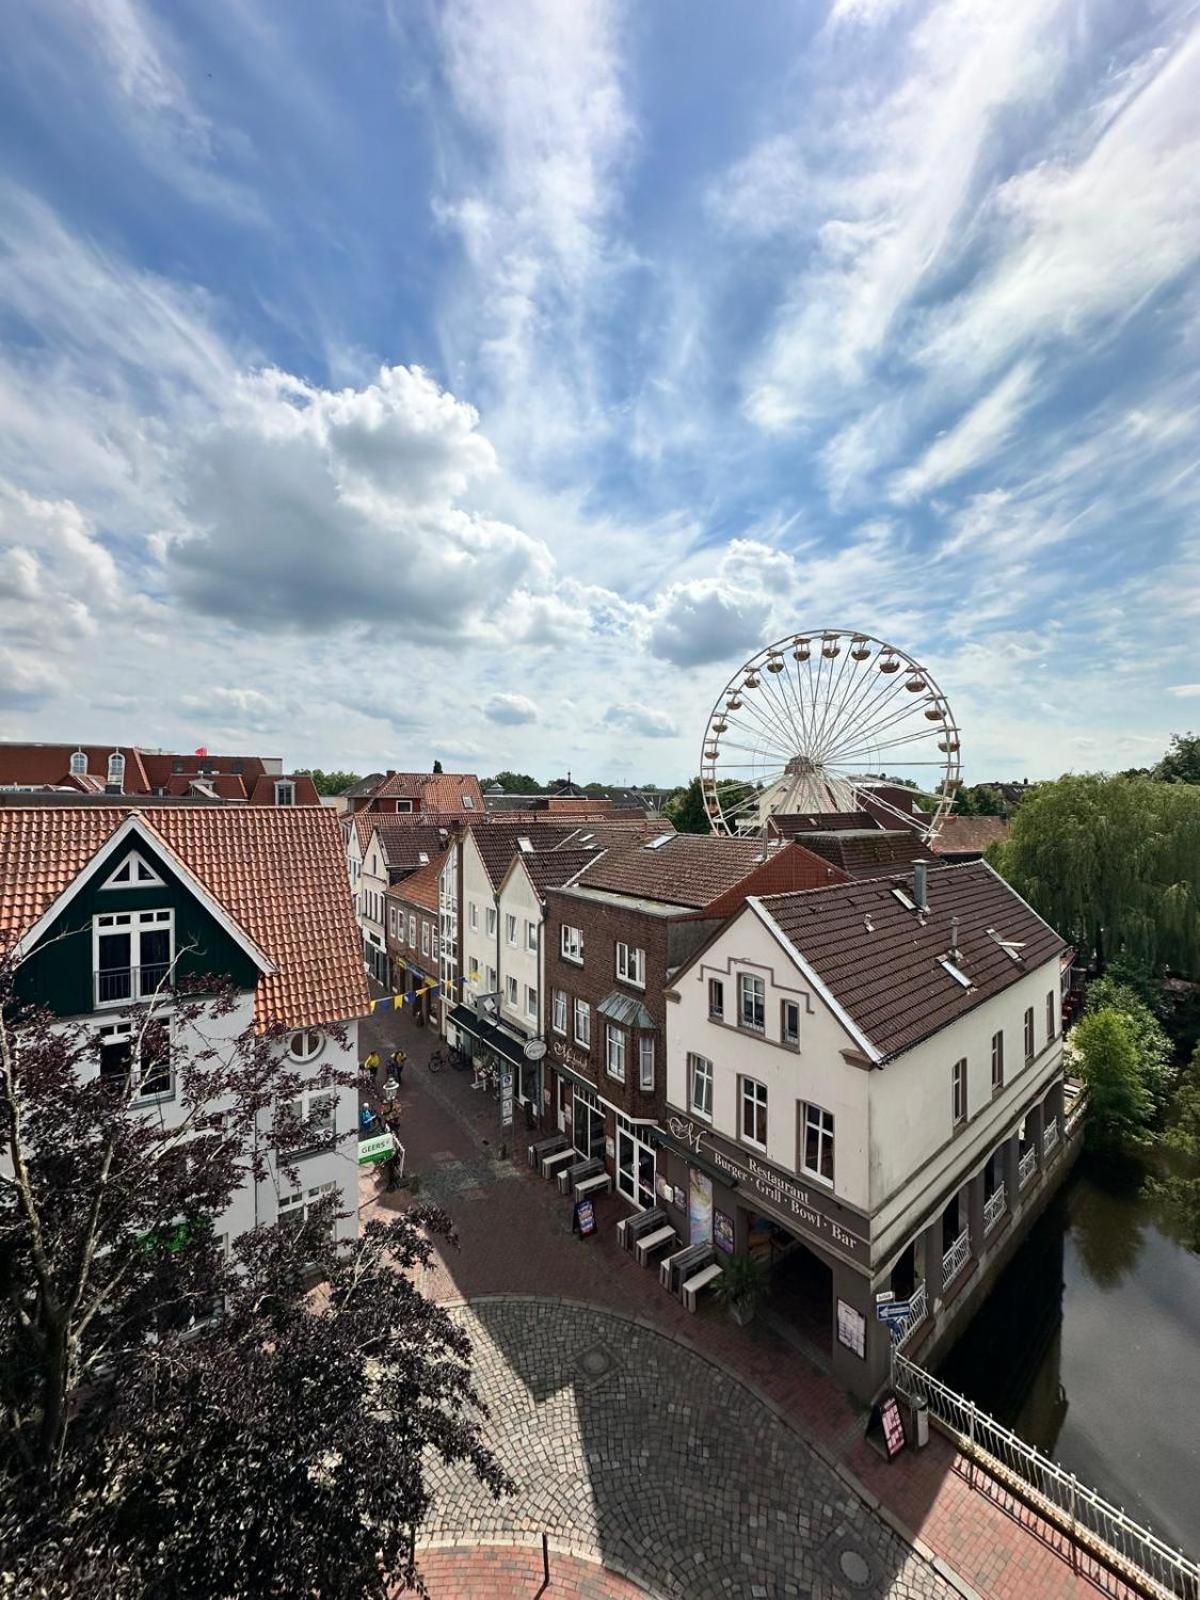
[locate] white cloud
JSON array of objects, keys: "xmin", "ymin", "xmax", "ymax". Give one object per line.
[
  {"xmin": 0, "ymin": 647, "xmax": 65, "ymax": 709},
  {"xmin": 1167, "ymin": 684, "xmax": 1200, "ymax": 699},
  {"xmin": 603, "ymin": 703, "xmax": 679, "ymax": 738},
  {"xmin": 484, "ymin": 692, "xmax": 540, "ymax": 725},
  {"xmin": 889, "ymin": 361, "xmax": 1037, "ymax": 502}
]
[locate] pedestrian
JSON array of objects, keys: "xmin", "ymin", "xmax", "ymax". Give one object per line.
[
  {"xmin": 383, "ymin": 1146, "xmax": 401, "ymax": 1193},
  {"xmin": 363, "ymin": 1048, "xmax": 381, "ymax": 1086},
  {"xmin": 390, "ymin": 1047, "xmax": 406, "ymax": 1087}
]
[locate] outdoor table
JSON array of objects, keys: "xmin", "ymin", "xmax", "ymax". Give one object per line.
[
  {"xmin": 659, "ymin": 1241, "xmax": 712, "ymax": 1294},
  {"xmin": 529, "ymin": 1133, "xmax": 569, "ymax": 1170},
  {"xmin": 541, "ymin": 1147, "xmax": 577, "ymax": 1181},
  {"xmin": 618, "ymin": 1207, "xmax": 667, "ymax": 1251},
  {"xmin": 557, "ymin": 1157, "xmax": 602, "ymax": 1197}
]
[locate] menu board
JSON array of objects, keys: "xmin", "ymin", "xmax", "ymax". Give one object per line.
[
  {"xmin": 880, "ymin": 1396, "xmax": 907, "ymax": 1459},
  {"xmin": 836, "ymin": 1298, "xmax": 866, "ymax": 1358},
  {"xmin": 574, "ymin": 1198, "xmax": 596, "ymax": 1237}
]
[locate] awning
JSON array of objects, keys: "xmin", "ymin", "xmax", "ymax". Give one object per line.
[
  {"xmin": 448, "ymin": 1004, "xmax": 528, "ymax": 1069},
  {"xmin": 597, "ymin": 990, "xmax": 656, "ymax": 1030}
]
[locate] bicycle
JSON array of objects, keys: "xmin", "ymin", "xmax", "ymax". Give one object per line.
[
  {"xmin": 427, "ymin": 1048, "xmax": 445, "ymax": 1074},
  {"xmin": 449, "ymin": 1045, "xmax": 468, "ymax": 1071}
]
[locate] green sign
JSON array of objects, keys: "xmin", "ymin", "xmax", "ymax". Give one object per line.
[{"xmin": 358, "ymin": 1132, "xmax": 396, "ymax": 1166}]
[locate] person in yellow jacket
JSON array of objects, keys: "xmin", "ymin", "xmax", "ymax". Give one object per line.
[{"xmin": 363, "ymin": 1048, "xmax": 382, "ymax": 1086}]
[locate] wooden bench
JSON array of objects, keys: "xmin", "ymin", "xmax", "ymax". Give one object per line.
[
  {"xmin": 617, "ymin": 1206, "xmax": 666, "ymax": 1252},
  {"xmin": 529, "ymin": 1133, "xmax": 568, "ymax": 1169},
  {"xmin": 681, "ymin": 1261, "xmax": 723, "ymax": 1313},
  {"xmin": 575, "ymin": 1171, "xmax": 612, "ymax": 1202},
  {"xmin": 636, "ymin": 1225, "xmax": 678, "ymax": 1267},
  {"xmin": 541, "ymin": 1147, "xmax": 577, "ymax": 1181},
  {"xmin": 660, "ymin": 1242, "xmax": 712, "ymax": 1294},
  {"xmin": 558, "ymin": 1157, "xmax": 602, "ymax": 1197}
]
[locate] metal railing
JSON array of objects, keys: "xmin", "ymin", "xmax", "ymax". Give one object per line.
[
  {"xmin": 1018, "ymin": 1145, "xmax": 1038, "ymax": 1189},
  {"xmin": 892, "ymin": 1281, "xmax": 928, "ymax": 1349},
  {"xmin": 95, "ymin": 963, "xmax": 170, "ymax": 1006},
  {"xmin": 893, "ymin": 1353, "xmax": 1200, "ymax": 1600},
  {"xmin": 1043, "ymin": 1119, "xmax": 1060, "ymax": 1157},
  {"xmin": 983, "ymin": 1183, "xmax": 1006, "ymax": 1236},
  {"xmin": 942, "ymin": 1226, "xmax": 970, "ymax": 1285}
]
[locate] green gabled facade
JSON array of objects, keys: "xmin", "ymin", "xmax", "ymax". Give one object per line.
[{"xmin": 17, "ymin": 833, "xmax": 262, "ymax": 1019}]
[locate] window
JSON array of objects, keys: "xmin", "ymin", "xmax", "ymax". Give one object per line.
[
  {"xmin": 952, "ymin": 1058, "xmax": 968, "ymax": 1126},
  {"xmin": 101, "ymin": 851, "xmax": 162, "ymax": 889},
  {"xmin": 688, "ymin": 1053, "xmax": 713, "ymax": 1119},
  {"xmin": 281, "ymin": 1088, "xmax": 335, "ymax": 1155},
  {"xmin": 781, "ymin": 999, "xmax": 801, "ymax": 1047},
  {"xmin": 991, "ymin": 1030, "xmax": 1004, "ymax": 1090},
  {"xmin": 574, "ymin": 998, "xmax": 591, "ymax": 1048},
  {"xmin": 525, "ymin": 984, "xmax": 538, "ymax": 1019},
  {"xmin": 606, "ymin": 1024, "xmax": 626, "ymax": 1081},
  {"xmin": 552, "ymin": 990, "xmax": 567, "ymax": 1034},
  {"xmin": 469, "ymin": 901, "xmax": 479, "ymax": 931},
  {"xmin": 801, "ymin": 1103, "xmax": 834, "ymax": 1183},
  {"xmin": 616, "ymin": 942, "xmax": 646, "ymax": 987},
  {"xmin": 394, "ymin": 799, "xmax": 413, "ymax": 813},
  {"xmin": 639, "ymin": 1034, "xmax": 655, "ymax": 1091},
  {"xmin": 526, "ymin": 920, "xmax": 538, "ymax": 952},
  {"xmin": 708, "ymin": 977, "xmax": 724, "ymax": 1019},
  {"xmin": 505, "ymin": 913, "xmax": 517, "ymax": 946},
  {"xmin": 506, "ymin": 974, "xmax": 519, "ymax": 1006},
  {"xmin": 388, "ymin": 907, "xmax": 397, "ymax": 938},
  {"xmin": 98, "ymin": 1020, "xmax": 171, "ymax": 1099},
  {"xmin": 93, "ymin": 909, "xmax": 173, "ymax": 1006},
  {"xmin": 107, "ymin": 751, "xmax": 125, "ymax": 787},
  {"xmin": 741, "ymin": 1077, "xmax": 768, "ymax": 1148},
  {"xmin": 469, "ymin": 958, "xmax": 480, "ymax": 982},
  {"xmin": 408, "ymin": 914, "xmax": 417, "ymax": 946},
  {"xmin": 462, "ymin": 794, "xmax": 475, "ymax": 809},
  {"xmin": 485, "ymin": 965, "xmax": 497, "ymax": 991},
  {"xmin": 486, "ymin": 907, "xmax": 497, "ymax": 936},
  {"xmin": 1024, "ymin": 1006, "xmax": 1035, "ymax": 1063},
  {"xmin": 69, "ymin": 749, "xmax": 87, "ymax": 776},
  {"xmin": 561, "ymin": 924, "xmax": 584, "ymax": 964},
  {"xmin": 738, "ymin": 972, "xmax": 765, "ymax": 1032},
  {"xmin": 432, "ymin": 929, "xmax": 439, "ymax": 959},
  {"xmin": 274, "ymin": 780, "xmax": 295, "ymax": 806},
  {"xmin": 1046, "ymin": 989, "xmax": 1056, "ymax": 1042},
  {"xmin": 421, "ymin": 923, "xmax": 430, "ymax": 958},
  {"xmin": 288, "ymin": 1028, "xmax": 323, "ymax": 1063},
  {"xmin": 279, "ymin": 1182, "xmax": 336, "ymax": 1235}
]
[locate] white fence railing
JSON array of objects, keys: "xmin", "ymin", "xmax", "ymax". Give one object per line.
[
  {"xmin": 942, "ymin": 1226, "xmax": 970, "ymax": 1286},
  {"xmin": 1043, "ymin": 1119, "xmax": 1060, "ymax": 1157},
  {"xmin": 983, "ymin": 1183, "xmax": 1006, "ymax": 1235},
  {"xmin": 893, "ymin": 1353, "xmax": 1200, "ymax": 1600},
  {"xmin": 1018, "ymin": 1145, "xmax": 1037, "ymax": 1189},
  {"xmin": 892, "ymin": 1280, "xmax": 928, "ymax": 1349}
]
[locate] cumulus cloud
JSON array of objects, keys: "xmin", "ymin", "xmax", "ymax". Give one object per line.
[
  {"xmin": 179, "ymin": 687, "xmax": 274, "ymax": 721},
  {"xmin": 0, "ymin": 646, "xmax": 65, "ymax": 708},
  {"xmin": 169, "ymin": 364, "xmax": 554, "ymax": 634},
  {"xmin": 484, "ymin": 692, "xmax": 540, "ymax": 725},
  {"xmin": 1167, "ymin": 684, "xmax": 1200, "ymax": 698},
  {"xmin": 646, "ymin": 540, "xmax": 800, "ymax": 667},
  {"xmin": 603, "ymin": 703, "xmax": 679, "ymax": 738}
]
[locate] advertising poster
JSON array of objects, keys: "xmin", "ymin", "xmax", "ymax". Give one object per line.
[{"xmin": 688, "ymin": 1170, "xmax": 713, "ymax": 1244}]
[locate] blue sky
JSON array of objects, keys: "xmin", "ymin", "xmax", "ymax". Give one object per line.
[{"xmin": 0, "ymin": 0, "xmax": 1198, "ymax": 785}]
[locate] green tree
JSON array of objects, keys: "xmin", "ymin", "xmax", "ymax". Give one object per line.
[
  {"xmin": 1083, "ymin": 976, "xmax": 1177, "ymax": 1113},
  {"xmin": 664, "ymin": 777, "xmax": 710, "ymax": 834},
  {"xmin": 432, "ymin": 758, "xmax": 443, "ymax": 773},
  {"xmin": 1156, "ymin": 731, "xmax": 1200, "ymax": 785},
  {"xmin": 954, "ymin": 784, "xmax": 1007, "ymax": 817},
  {"xmin": 296, "ymin": 768, "xmax": 361, "ymax": 796},
  {"xmin": 989, "ymin": 773, "xmax": 1200, "ymax": 979},
  {"xmin": 1071, "ymin": 1009, "xmax": 1154, "ymax": 1149},
  {"xmin": 1146, "ymin": 1045, "xmax": 1200, "ymax": 1251},
  {"xmin": 482, "ymin": 770, "xmax": 541, "ymax": 794}
]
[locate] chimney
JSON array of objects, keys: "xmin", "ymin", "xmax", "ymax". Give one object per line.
[
  {"xmin": 913, "ymin": 860, "xmax": 928, "ymax": 911},
  {"xmin": 386, "ymin": 769, "xmax": 396, "ymax": 778}
]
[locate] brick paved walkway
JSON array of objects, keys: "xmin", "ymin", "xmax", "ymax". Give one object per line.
[
  {"xmin": 397, "ymin": 1545, "xmax": 651, "ymax": 1598},
  {"xmin": 360, "ymin": 1006, "xmax": 1133, "ymax": 1600}
]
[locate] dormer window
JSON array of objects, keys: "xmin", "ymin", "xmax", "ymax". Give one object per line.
[
  {"xmin": 274, "ymin": 781, "xmax": 295, "ymax": 806},
  {"xmin": 107, "ymin": 752, "xmax": 125, "ymax": 788},
  {"xmin": 69, "ymin": 750, "xmax": 87, "ymax": 777}
]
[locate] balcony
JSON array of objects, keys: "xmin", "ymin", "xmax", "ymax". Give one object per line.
[
  {"xmin": 1018, "ymin": 1145, "xmax": 1037, "ymax": 1189},
  {"xmin": 983, "ymin": 1183, "xmax": 1007, "ymax": 1236},
  {"xmin": 94, "ymin": 963, "xmax": 171, "ymax": 1008},
  {"xmin": 942, "ymin": 1226, "xmax": 970, "ymax": 1286},
  {"xmin": 1043, "ymin": 1119, "xmax": 1059, "ymax": 1158}
]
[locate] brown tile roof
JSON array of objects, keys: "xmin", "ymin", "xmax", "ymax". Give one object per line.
[
  {"xmin": 386, "ymin": 850, "xmax": 446, "ymax": 914},
  {"xmin": 373, "ymin": 771, "xmax": 484, "ymax": 813},
  {"xmin": 931, "ymin": 816, "xmax": 1012, "ymax": 857},
  {"xmin": 0, "ymin": 744, "xmax": 153, "ymax": 792},
  {"xmin": 574, "ymin": 834, "xmax": 788, "ymax": 910},
  {"xmin": 247, "ymin": 773, "xmax": 321, "ymax": 806},
  {"xmin": 0, "ymin": 807, "xmax": 369, "ymax": 1032},
  {"xmin": 759, "ymin": 861, "xmax": 1066, "ymax": 1060},
  {"xmin": 468, "ymin": 823, "xmax": 581, "ymax": 891},
  {"xmin": 689, "ymin": 843, "xmax": 849, "ymax": 920},
  {"xmin": 795, "ymin": 830, "xmax": 934, "ymax": 880},
  {"xmin": 520, "ymin": 846, "xmax": 606, "ymax": 897},
  {"xmin": 768, "ymin": 811, "xmax": 882, "ymax": 836}
]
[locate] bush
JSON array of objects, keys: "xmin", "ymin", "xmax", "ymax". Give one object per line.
[
  {"xmin": 1083, "ymin": 976, "xmax": 1177, "ymax": 1114},
  {"xmin": 1071, "ymin": 1009, "xmax": 1154, "ymax": 1148}
]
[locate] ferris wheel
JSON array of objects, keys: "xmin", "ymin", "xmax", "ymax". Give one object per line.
[{"xmin": 700, "ymin": 629, "xmax": 960, "ymax": 840}]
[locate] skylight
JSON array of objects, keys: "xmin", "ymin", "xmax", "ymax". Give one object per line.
[
  {"xmin": 418, "ymin": 851, "xmax": 429, "ymax": 864},
  {"xmin": 645, "ymin": 832, "xmax": 674, "ymax": 850},
  {"xmin": 518, "ymin": 836, "xmax": 534, "ymax": 853},
  {"xmin": 939, "ymin": 956, "xmax": 972, "ymax": 989}
]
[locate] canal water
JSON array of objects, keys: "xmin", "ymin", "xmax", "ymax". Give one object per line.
[{"xmin": 940, "ymin": 1148, "xmax": 1200, "ymax": 1556}]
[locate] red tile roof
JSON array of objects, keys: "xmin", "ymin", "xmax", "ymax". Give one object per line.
[
  {"xmin": 467, "ymin": 822, "xmax": 582, "ymax": 891},
  {"xmin": 385, "ymin": 850, "xmax": 446, "ymax": 914},
  {"xmin": 372, "ymin": 771, "xmax": 484, "ymax": 813},
  {"xmin": 794, "ymin": 830, "xmax": 935, "ymax": 880},
  {"xmin": 351, "ymin": 814, "xmax": 451, "ymax": 863},
  {"xmin": 246, "ymin": 773, "xmax": 321, "ymax": 806},
  {"xmin": 931, "ymin": 816, "xmax": 1011, "ymax": 856},
  {"xmin": 690, "ymin": 843, "xmax": 849, "ymax": 920},
  {"xmin": 759, "ymin": 861, "xmax": 1066, "ymax": 1060},
  {"xmin": 0, "ymin": 807, "xmax": 369, "ymax": 1032},
  {"xmin": 768, "ymin": 811, "xmax": 882, "ymax": 836},
  {"xmin": 574, "ymin": 834, "xmax": 788, "ymax": 910}
]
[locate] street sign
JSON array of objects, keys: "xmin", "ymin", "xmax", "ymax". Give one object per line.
[
  {"xmin": 357, "ymin": 1132, "xmax": 396, "ymax": 1166},
  {"xmin": 524, "ymin": 1038, "xmax": 547, "ymax": 1061},
  {"xmin": 877, "ymin": 1299, "xmax": 912, "ymax": 1324},
  {"xmin": 875, "ymin": 1289, "xmax": 895, "ymax": 1305},
  {"xmin": 500, "ymin": 1070, "xmax": 514, "ymax": 1127}
]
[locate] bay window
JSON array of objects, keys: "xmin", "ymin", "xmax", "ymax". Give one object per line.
[
  {"xmin": 606, "ymin": 1023, "xmax": 626, "ymax": 1081},
  {"xmin": 638, "ymin": 1034, "xmax": 655, "ymax": 1091}
]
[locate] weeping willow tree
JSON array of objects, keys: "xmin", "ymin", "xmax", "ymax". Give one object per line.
[{"xmin": 988, "ymin": 774, "xmax": 1200, "ymax": 980}]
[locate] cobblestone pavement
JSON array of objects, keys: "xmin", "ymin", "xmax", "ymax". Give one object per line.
[
  {"xmin": 422, "ymin": 1298, "xmax": 954, "ymax": 1600},
  {"xmin": 360, "ymin": 1004, "xmax": 1125, "ymax": 1600}
]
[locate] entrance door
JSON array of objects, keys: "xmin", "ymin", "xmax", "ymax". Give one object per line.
[
  {"xmin": 556, "ymin": 1077, "xmax": 568, "ymax": 1133},
  {"xmin": 616, "ymin": 1119, "xmax": 656, "ymax": 1210}
]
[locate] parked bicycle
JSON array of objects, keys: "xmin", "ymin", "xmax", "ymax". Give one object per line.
[
  {"xmin": 449, "ymin": 1045, "xmax": 468, "ymax": 1071},
  {"xmin": 427, "ymin": 1048, "xmax": 446, "ymax": 1074}
]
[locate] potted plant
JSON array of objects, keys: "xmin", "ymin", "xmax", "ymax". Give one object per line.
[{"xmin": 715, "ymin": 1253, "xmax": 765, "ymax": 1326}]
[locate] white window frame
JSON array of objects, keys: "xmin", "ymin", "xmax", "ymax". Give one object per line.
[
  {"xmin": 738, "ymin": 972, "xmax": 765, "ymax": 1032},
  {"xmin": 1024, "ymin": 1006, "xmax": 1035, "ymax": 1063},
  {"xmin": 97, "ymin": 1018, "xmax": 173, "ymax": 1101},
  {"xmin": 287, "ymin": 1028, "xmax": 323, "ymax": 1063},
  {"xmin": 278, "ymin": 1181, "xmax": 336, "ymax": 1232},
  {"xmin": 274, "ymin": 780, "xmax": 296, "ymax": 806},
  {"xmin": 421, "ymin": 923, "xmax": 430, "ymax": 958},
  {"xmin": 991, "ymin": 1029, "xmax": 1004, "ymax": 1090},
  {"xmin": 801, "ymin": 1102, "xmax": 834, "ymax": 1185},
  {"xmin": 526, "ymin": 919, "xmax": 538, "ymax": 952},
  {"xmin": 93, "ymin": 908, "xmax": 174, "ymax": 1008},
  {"xmin": 606, "ymin": 1023, "xmax": 626, "ymax": 1082},
  {"xmin": 574, "ymin": 997, "xmax": 591, "ymax": 1048},
  {"xmin": 69, "ymin": 749, "xmax": 87, "ymax": 776},
  {"xmin": 469, "ymin": 901, "xmax": 478, "ymax": 931},
  {"xmin": 708, "ymin": 977, "xmax": 724, "ymax": 1019},
  {"xmin": 952, "ymin": 1057, "xmax": 968, "ymax": 1126},
  {"xmin": 101, "ymin": 851, "xmax": 163, "ymax": 890},
  {"xmin": 525, "ymin": 984, "xmax": 538, "ymax": 1019},
  {"xmin": 486, "ymin": 906, "xmax": 497, "ymax": 936},
  {"xmin": 506, "ymin": 974, "xmax": 519, "ymax": 1006},
  {"xmin": 688, "ymin": 1053, "xmax": 713, "ymax": 1119},
  {"xmin": 1045, "ymin": 989, "xmax": 1056, "ymax": 1042},
  {"xmin": 505, "ymin": 913, "xmax": 518, "ymax": 946},
  {"xmin": 281, "ymin": 1086, "xmax": 336, "ymax": 1155},
  {"xmin": 616, "ymin": 942, "xmax": 646, "ymax": 987},
  {"xmin": 107, "ymin": 751, "xmax": 125, "ymax": 786},
  {"xmin": 638, "ymin": 1034, "xmax": 655, "ymax": 1091},
  {"xmin": 561, "ymin": 924, "xmax": 584, "ymax": 965},
  {"xmin": 781, "ymin": 998, "xmax": 801, "ymax": 1047},
  {"xmin": 552, "ymin": 989, "xmax": 567, "ymax": 1034},
  {"xmin": 740, "ymin": 1075, "xmax": 768, "ymax": 1149}
]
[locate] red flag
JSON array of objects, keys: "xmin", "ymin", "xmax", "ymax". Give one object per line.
[{"xmin": 194, "ymin": 746, "xmax": 208, "ymax": 757}]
